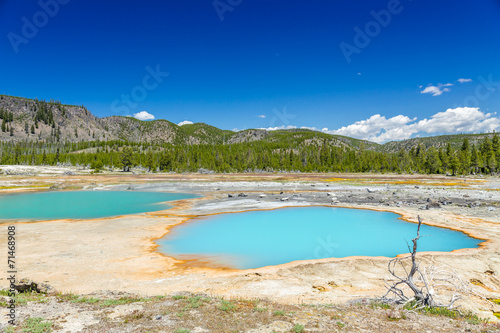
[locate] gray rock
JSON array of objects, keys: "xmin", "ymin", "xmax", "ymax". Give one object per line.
[
  {"xmin": 387, "ymin": 309, "xmax": 403, "ymax": 320},
  {"xmin": 426, "ymin": 200, "xmax": 441, "ymax": 209},
  {"xmin": 14, "ymin": 278, "xmax": 57, "ymax": 295},
  {"xmin": 198, "ymin": 168, "xmax": 214, "ymax": 174}
]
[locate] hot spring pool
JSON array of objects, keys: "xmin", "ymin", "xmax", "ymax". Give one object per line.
[
  {"xmin": 0, "ymin": 190, "xmax": 197, "ymax": 221},
  {"xmin": 157, "ymin": 207, "xmax": 481, "ymax": 269}
]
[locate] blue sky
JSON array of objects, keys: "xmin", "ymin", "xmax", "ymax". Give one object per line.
[{"xmin": 1, "ymin": 0, "xmax": 500, "ymax": 142}]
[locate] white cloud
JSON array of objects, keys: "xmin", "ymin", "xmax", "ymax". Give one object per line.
[
  {"xmin": 412, "ymin": 107, "xmax": 499, "ymax": 134},
  {"xmin": 178, "ymin": 120, "xmax": 194, "ymax": 126},
  {"xmin": 259, "ymin": 125, "xmax": 298, "ymax": 131},
  {"xmin": 420, "ymin": 83, "xmax": 453, "ymax": 96},
  {"xmin": 324, "ymin": 107, "xmax": 500, "ymax": 143},
  {"xmin": 458, "ymin": 78, "xmax": 472, "ymax": 83},
  {"xmin": 326, "ymin": 114, "xmax": 416, "ymax": 142},
  {"xmin": 300, "ymin": 126, "xmax": 320, "ymax": 131},
  {"xmin": 257, "ymin": 115, "xmax": 266, "ymax": 118},
  {"xmin": 133, "ymin": 111, "xmax": 155, "ymax": 121}
]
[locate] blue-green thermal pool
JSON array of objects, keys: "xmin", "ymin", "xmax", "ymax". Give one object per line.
[
  {"xmin": 158, "ymin": 207, "xmax": 481, "ymax": 269},
  {"xmin": 0, "ymin": 191, "xmax": 197, "ymax": 221}
]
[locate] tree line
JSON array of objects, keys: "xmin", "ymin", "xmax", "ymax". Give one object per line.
[
  {"xmin": 0, "ymin": 108, "xmax": 15, "ymax": 135},
  {"xmin": 0, "ymin": 135, "xmax": 499, "ymax": 175}
]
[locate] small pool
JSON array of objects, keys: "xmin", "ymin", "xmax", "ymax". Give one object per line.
[
  {"xmin": 157, "ymin": 207, "xmax": 481, "ymax": 269},
  {"xmin": 0, "ymin": 191, "xmax": 197, "ymax": 221}
]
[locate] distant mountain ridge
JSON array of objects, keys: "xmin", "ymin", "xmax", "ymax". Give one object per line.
[{"xmin": 0, "ymin": 94, "xmax": 496, "ymax": 151}]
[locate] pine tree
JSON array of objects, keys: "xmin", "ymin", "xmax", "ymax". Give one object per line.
[
  {"xmin": 146, "ymin": 151, "xmax": 155, "ymax": 172},
  {"xmin": 30, "ymin": 149, "xmax": 36, "ymax": 165},
  {"xmin": 483, "ymin": 138, "xmax": 496, "ymax": 174},
  {"xmin": 493, "ymin": 134, "xmax": 500, "ymax": 163},
  {"xmin": 446, "ymin": 142, "xmax": 452, "ymax": 159},
  {"xmin": 471, "ymin": 145, "xmax": 479, "ymax": 174},
  {"xmin": 459, "ymin": 138, "xmax": 471, "ymax": 174},
  {"xmin": 120, "ymin": 147, "xmax": 134, "ymax": 172},
  {"xmin": 159, "ymin": 151, "xmax": 172, "ymax": 171},
  {"xmin": 425, "ymin": 147, "xmax": 441, "ymax": 174},
  {"xmin": 438, "ymin": 148, "xmax": 448, "ymax": 174},
  {"xmin": 450, "ymin": 152, "xmax": 460, "ymax": 176},
  {"xmin": 461, "ymin": 138, "xmax": 469, "ymax": 150}
]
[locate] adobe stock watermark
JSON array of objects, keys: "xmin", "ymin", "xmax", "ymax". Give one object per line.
[
  {"xmin": 455, "ymin": 75, "xmax": 500, "ymax": 108},
  {"xmin": 110, "ymin": 65, "xmax": 169, "ymax": 115},
  {"xmin": 339, "ymin": 0, "xmax": 409, "ymax": 64},
  {"xmin": 7, "ymin": 0, "xmax": 71, "ymax": 54},
  {"xmin": 213, "ymin": 0, "xmax": 243, "ymax": 22},
  {"xmin": 313, "ymin": 235, "xmax": 340, "ymax": 259},
  {"xmin": 269, "ymin": 106, "xmax": 296, "ymax": 128}
]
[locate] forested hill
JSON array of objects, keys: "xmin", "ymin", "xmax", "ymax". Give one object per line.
[
  {"xmin": 379, "ymin": 133, "xmax": 500, "ymax": 153},
  {"xmin": 1, "ymin": 95, "xmax": 499, "ymax": 174},
  {"xmin": 0, "ymin": 94, "xmax": 376, "ymax": 149},
  {"xmin": 0, "ymin": 94, "xmax": 497, "ymax": 152}
]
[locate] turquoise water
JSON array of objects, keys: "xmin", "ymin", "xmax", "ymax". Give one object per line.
[
  {"xmin": 158, "ymin": 207, "xmax": 481, "ymax": 269},
  {"xmin": 0, "ymin": 191, "xmax": 197, "ymax": 221}
]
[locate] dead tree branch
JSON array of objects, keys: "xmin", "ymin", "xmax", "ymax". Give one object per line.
[{"xmin": 378, "ymin": 216, "xmax": 468, "ymax": 309}]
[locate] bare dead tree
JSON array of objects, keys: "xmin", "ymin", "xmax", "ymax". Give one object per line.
[{"xmin": 378, "ymin": 216, "xmax": 469, "ymax": 310}]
